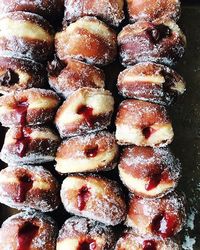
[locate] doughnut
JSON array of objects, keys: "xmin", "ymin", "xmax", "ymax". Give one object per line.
[
  {"xmin": 115, "ymin": 99, "xmax": 174, "ymax": 147},
  {"xmin": 0, "ymin": 88, "xmax": 60, "ymax": 127},
  {"xmin": 0, "ymin": 12, "xmax": 54, "ymax": 62},
  {"xmin": 0, "ymin": 126, "xmax": 61, "ymax": 165},
  {"xmin": 57, "ymin": 216, "xmax": 116, "ymax": 250},
  {"xmin": 48, "ymin": 57, "xmax": 105, "ymax": 98},
  {"xmin": 55, "ymin": 87, "xmax": 114, "ymax": 138},
  {"xmin": 115, "ymin": 229, "xmax": 180, "ymax": 250},
  {"xmin": 118, "ymin": 19, "xmax": 186, "ymax": 66},
  {"xmin": 126, "ymin": 193, "xmax": 186, "ymax": 238},
  {"xmin": 0, "ymin": 211, "xmax": 57, "ymax": 250},
  {"xmin": 55, "ymin": 16, "xmax": 117, "ymax": 66},
  {"xmin": 127, "ymin": 0, "xmax": 181, "ymax": 23},
  {"xmin": 55, "ymin": 131, "xmax": 119, "ymax": 174},
  {"xmin": 0, "ymin": 165, "xmax": 60, "ymax": 212},
  {"xmin": 0, "ymin": 55, "xmax": 47, "ymax": 95},
  {"xmin": 64, "ymin": 0, "xmax": 124, "ymax": 27},
  {"xmin": 60, "ymin": 175, "xmax": 126, "ymax": 226},
  {"xmin": 118, "ymin": 146, "xmax": 181, "ymax": 198},
  {"xmin": 117, "ymin": 62, "xmax": 186, "ymax": 105},
  {"xmin": 0, "ymin": 0, "xmax": 64, "ymax": 24}
]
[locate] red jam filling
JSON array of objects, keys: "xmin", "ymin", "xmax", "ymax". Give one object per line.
[
  {"xmin": 146, "ymin": 24, "xmax": 171, "ymax": 43},
  {"xmin": 77, "ymin": 105, "xmax": 94, "ymax": 127},
  {"xmin": 143, "ymin": 240, "xmax": 157, "ymax": 250},
  {"xmin": 145, "ymin": 173, "xmax": 162, "ymax": 191},
  {"xmin": 15, "ymin": 127, "xmax": 32, "ymax": 157},
  {"xmin": 17, "ymin": 222, "xmax": 39, "ymax": 250},
  {"xmin": 84, "ymin": 145, "xmax": 98, "ymax": 158},
  {"xmin": 77, "ymin": 185, "xmax": 91, "ymax": 211},
  {"xmin": 142, "ymin": 127, "xmax": 156, "ymax": 139},
  {"xmin": 15, "ymin": 174, "xmax": 33, "ymax": 203},
  {"xmin": 77, "ymin": 239, "xmax": 96, "ymax": 250},
  {"xmin": 0, "ymin": 69, "xmax": 19, "ymax": 86},
  {"xmin": 14, "ymin": 100, "xmax": 29, "ymax": 126}
]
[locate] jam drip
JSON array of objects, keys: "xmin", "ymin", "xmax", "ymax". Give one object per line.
[
  {"xmin": 145, "ymin": 173, "xmax": 162, "ymax": 191},
  {"xmin": 84, "ymin": 145, "xmax": 98, "ymax": 158},
  {"xmin": 17, "ymin": 222, "xmax": 39, "ymax": 250},
  {"xmin": 143, "ymin": 240, "xmax": 157, "ymax": 250},
  {"xmin": 15, "ymin": 174, "xmax": 33, "ymax": 203},
  {"xmin": 77, "ymin": 185, "xmax": 91, "ymax": 211},
  {"xmin": 14, "ymin": 100, "xmax": 29, "ymax": 126},
  {"xmin": 48, "ymin": 54, "xmax": 65, "ymax": 76},
  {"xmin": 0, "ymin": 69, "xmax": 19, "ymax": 86},
  {"xmin": 77, "ymin": 105, "xmax": 94, "ymax": 127},
  {"xmin": 78, "ymin": 239, "xmax": 96, "ymax": 250},
  {"xmin": 147, "ymin": 24, "xmax": 171, "ymax": 43},
  {"xmin": 142, "ymin": 127, "xmax": 155, "ymax": 139},
  {"xmin": 15, "ymin": 127, "xmax": 32, "ymax": 157}
]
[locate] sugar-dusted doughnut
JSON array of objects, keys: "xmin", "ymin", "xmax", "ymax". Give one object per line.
[
  {"xmin": 55, "ymin": 88, "xmax": 114, "ymax": 138},
  {"xmin": 117, "ymin": 62, "xmax": 186, "ymax": 105},
  {"xmin": 60, "ymin": 175, "xmax": 126, "ymax": 226},
  {"xmin": 55, "ymin": 16, "xmax": 117, "ymax": 66},
  {"xmin": 55, "ymin": 131, "xmax": 118, "ymax": 174},
  {"xmin": 115, "ymin": 100, "xmax": 174, "ymax": 147},
  {"xmin": 1, "ymin": 126, "xmax": 61, "ymax": 164},
  {"xmin": 57, "ymin": 216, "xmax": 116, "ymax": 250}
]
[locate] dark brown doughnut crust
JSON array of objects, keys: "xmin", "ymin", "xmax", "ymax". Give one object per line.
[
  {"xmin": 0, "ymin": 88, "xmax": 60, "ymax": 127},
  {"xmin": 55, "ymin": 87, "xmax": 114, "ymax": 138},
  {"xmin": 118, "ymin": 146, "xmax": 181, "ymax": 198},
  {"xmin": 115, "ymin": 229, "xmax": 180, "ymax": 250},
  {"xmin": 115, "ymin": 99, "xmax": 174, "ymax": 147},
  {"xmin": 0, "ymin": 54, "xmax": 47, "ymax": 94},
  {"xmin": 48, "ymin": 57, "xmax": 105, "ymax": 98},
  {"xmin": 117, "ymin": 62, "xmax": 186, "ymax": 105},
  {"xmin": 0, "ymin": 126, "xmax": 61, "ymax": 165},
  {"xmin": 0, "ymin": 0, "xmax": 64, "ymax": 24},
  {"xmin": 0, "ymin": 211, "xmax": 58, "ymax": 250},
  {"xmin": 118, "ymin": 19, "xmax": 186, "ymax": 67},
  {"xmin": 55, "ymin": 131, "xmax": 119, "ymax": 174},
  {"xmin": 57, "ymin": 216, "xmax": 116, "ymax": 250},
  {"xmin": 0, "ymin": 165, "xmax": 60, "ymax": 212},
  {"xmin": 55, "ymin": 16, "xmax": 117, "ymax": 66},
  {"xmin": 63, "ymin": 0, "xmax": 124, "ymax": 27},
  {"xmin": 127, "ymin": 0, "xmax": 181, "ymax": 23},
  {"xmin": 0, "ymin": 12, "xmax": 54, "ymax": 62},
  {"xmin": 60, "ymin": 174, "xmax": 127, "ymax": 226},
  {"xmin": 126, "ymin": 193, "xmax": 186, "ymax": 238}
]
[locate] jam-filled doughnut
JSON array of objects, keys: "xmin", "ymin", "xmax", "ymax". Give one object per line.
[
  {"xmin": 0, "ymin": 211, "xmax": 57, "ymax": 250},
  {"xmin": 115, "ymin": 100, "xmax": 174, "ymax": 147},
  {"xmin": 127, "ymin": 0, "xmax": 181, "ymax": 23},
  {"xmin": 118, "ymin": 19, "xmax": 186, "ymax": 66},
  {"xmin": 0, "ymin": 88, "xmax": 60, "ymax": 127},
  {"xmin": 48, "ymin": 57, "xmax": 105, "ymax": 98},
  {"xmin": 57, "ymin": 216, "xmax": 116, "ymax": 250},
  {"xmin": 1, "ymin": 126, "xmax": 60, "ymax": 165},
  {"xmin": 0, "ymin": 165, "xmax": 60, "ymax": 212},
  {"xmin": 0, "ymin": 55, "xmax": 47, "ymax": 95},
  {"xmin": 0, "ymin": 0, "xmax": 63, "ymax": 24},
  {"xmin": 126, "ymin": 193, "xmax": 186, "ymax": 238},
  {"xmin": 64, "ymin": 0, "xmax": 124, "ymax": 27},
  {"xmin": 55, "ymin": 88, "xmax": 114, "ymax": 138},
  {"xmin": 117, "ymin": 62, "xmax": 186, "ymax": 105},
  {"xmin": 55, "ymin": 16, "xmax": 117, "ymax": 66},
  {"xmin": 115, "ymin": 229, "xmax": 180, "ymax": 250},
  {"xmin": 60, "ymin": 175, "xmax": 126, "ymax": 226},
  {"xmin": 0, "ymin": 12, "xmax": 54, "ymax": 62},
  {"xmin": 55, "ymin": 131, "xmax": 119, "ymax": 174},
  {"xmin": 118, "ymin": 146, "xmax": 181, "ymax": 198}
]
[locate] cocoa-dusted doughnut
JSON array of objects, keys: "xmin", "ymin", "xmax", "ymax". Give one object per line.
[
  {"xmin": 1, "ymin": 126, "xmax": 60, "ymax": 164},
  {"xmin": 60, "ymin": 175, "xmax": 126, "ymax": 226},
  {"xmin": 0, "ymin": 12, "xmax": 54, "ymax": 62},
  {"xmin": 126, "ymin": 193, "xmax": 186, "ymax": 238},
  {"xmin": 115, "ymin": 229, "xmax": 180, "ymax": 250},
  {"xmin": 0, "ymin": 211, "xmax": 57, "ymax": 250},
  {"xmin": 0, "ymin": 165, "xmax": 60, "ymax": 212},
  {"xmin": 55, "ymin": 131, "xmax": 118, "ymax": 174},
  {"xmin": 64, "ymin": 0, "xmax": 124, "ymax": 27},
  {"xmin": 55, "ymin": 87, "xmax": 114, "ymax": 138},
  {"xmin": 117, "ymin": 62, "xmax": 186, "ymax": 105},
  {"xmin": 0, "ymin": 0, "xmax": 63, "ymax": 24},
  {"xmin": 0, "ymin": 88, "xmax": 60, "ymax": 127},
  {"xmin": 48, "ymin": 57, "xmax": 105, "ymax": 98},
  {"xmin": 0, "ymin": 54, "xmax": 47, "ymax": 94},
  {"xmin": 115, "ymin": 100, "xmax": 174, "ymax": 147},
  {"xmin": 57, "ymin": 216, "xmax": 116, "ymax": 250},
  {"xmin": 127, "ymin": 0, "xmax": 181, "ymax": 23},
  {"xmin": 118, "ymin": 19, "xmax": 186, "ymax": 66},
  {"xmin": 118, "ymin": 146, "xmax": 181, "ymax": 198},
  {"xmin": 55, "ymin": 16, "xmax": 117, "ymax": 66}
]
